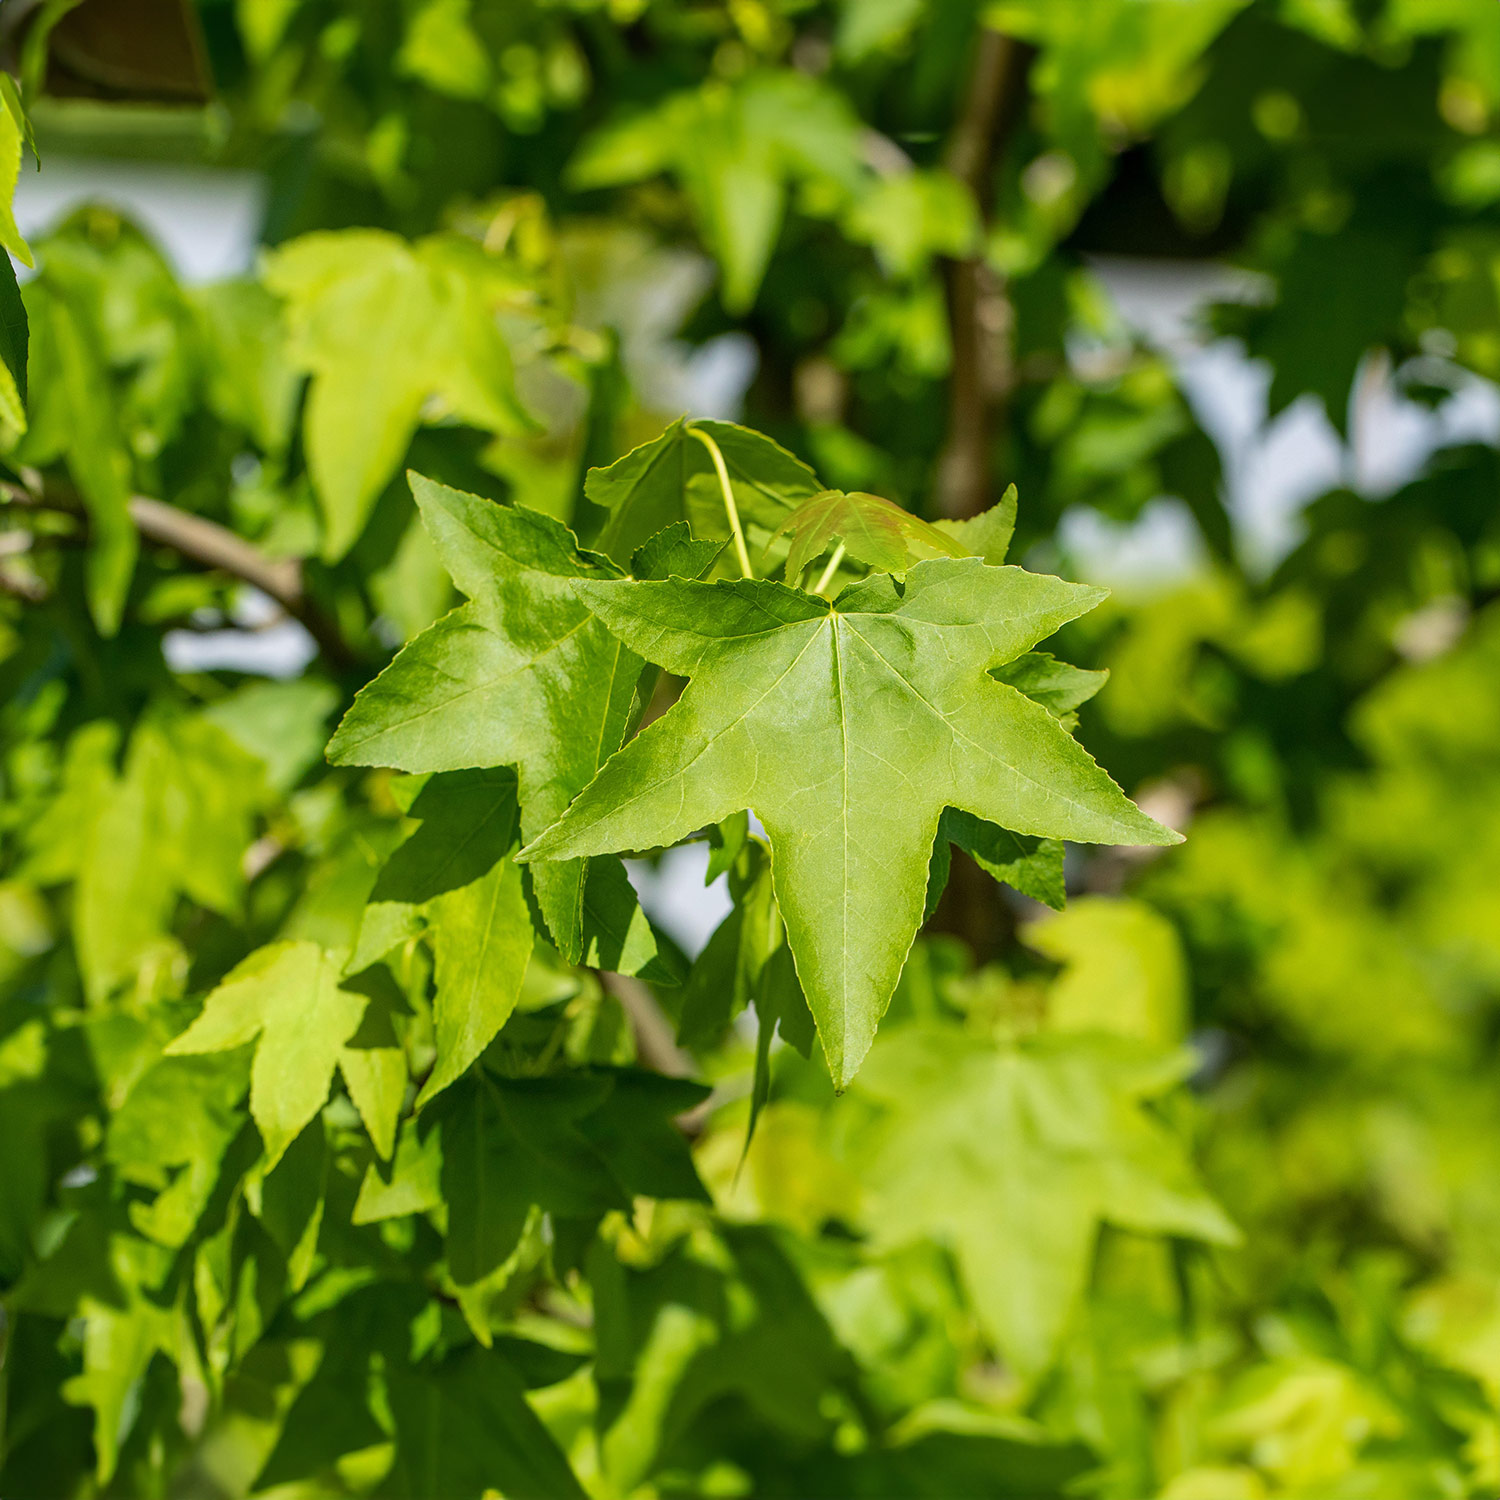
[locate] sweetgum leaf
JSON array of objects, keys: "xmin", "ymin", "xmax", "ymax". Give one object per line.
[
  {"xmin": 166, "ymin": 941, "xmax": 366, "ymax": 1169},
  {"xmin": 328, "ymin": 476, "xmax": 646, "ymax": 961},
  {"xmin": 773, "ymin": 487, "xmax": 965, "ymax": 581},
  {"xmin": 263, "ymin": 232, "xmax": 533, "ymax": 558},
  {"xmin": 436, "ymin": 1073, "xmax": 624, "ymax": 1284},
  {"xmin": 385, "ymin": 1347, "xmax": 588, "ymax": 1500},
  {"xmin": 632, "ymin": 521, "xmax": 726, "ymax": 581},
  {"xmin": 521, "ymin": 558, "xmax": 1178, "ymax": 1084},
  {"xmin": 933, "ymin": 481, "xmax": 1017, "ymax": 564},
  {"xmin": 852, "ymin": 1029, "xmax": 1239, "ymax": 1381},
  {"xmin": 583, "ymin": 417, "xmax": 822, "ymax": 567}
]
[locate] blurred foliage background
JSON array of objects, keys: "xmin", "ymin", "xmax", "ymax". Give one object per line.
[{"xmin": 5, "ymin": 0, "xmax": 1500, "ymax": 1496}]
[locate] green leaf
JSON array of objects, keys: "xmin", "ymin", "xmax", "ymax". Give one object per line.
[
  {"xmin": 928, "ymin": 812, "xmax": 1067, "ymax": 915},
  {"xmin": 579, "ymin": 854, "xmax": 684, "ymax": 985},
  {"xmin": 772, "ymin": 488, "xmax": 966, "ymax": 582},
  {"xmin": 1027, "ymin": 895, "xmax": 1188, "ymax": 1044},
  {"xmin": 932, "ymin": 483, "xmax": 1018, "ymax": 565},
  {"xmin": 422, "ymin": 851, "xmax": 533, "ymax": 1106},
  {"xmin": 632, "ymin": 521, "xmax": 727, "ymax": 582},
  {"xmin": 992, "ymin": 650, "xmax": 1108, "ymax": 726},
  {"xmin": 62, "ymin": 1289, "xmax": 175, "ymax": 1483},
  {"xmin": 0, "ymin": 82, "xmax": 32, "ymax": 269},
  {"xmin": 72, "ymin": 715, "xmax": 264, "ymax": 1002},
  {"xmin": 263, "ymin": 231, "xmax": 533, "ymax": 558},
  {"xmin": 385, "ymin": 1347, "xmax": 588, "ymax": 1500},
  {"xmin": 521, "ymin": 559, "xmax": 1178, "ymax": 1085},
  {"xmin": 166, "ymin": 941, "xmax": 368, "ymax": 1169},
  {"xmin": 436, "ymin": 1073, "xmax": 624, "ymax": 1284},
  {"xmin": 353, "ymin": 1116, "xmax": 444, "ymax": 1224},
  {"xmin": 105, "ymin": 1051, "xmax": 250, "ymax": 1247},
  {"xmin": 852, "ymin": 1029, "xmax": 1238, "ymax": 1381},
  {"xmin": 0, "ymin": 252, "xmax": 28, "ymax": 441},
  {"xmin": 252, "ymin": 1116, "xmax": 328, "ymax": 1292},
  {"xmin": 20, "ymin": 287, "xmax": 135, "ymax": 633},
  {"xmin": 338, "ymin": 977, "xmax": 408, "ymax": 1158},
  {"xmin": 192, "ymin": 278, "xmax": 301, "ymax": 455},
  {"xmin": 329, "ymin": 478, "xmax": 645, "ymax": 961},
  {"xmin": 583, "ymin": 418, "xmax": 823, "ymax": 567},
  {"xmin": 579, "ymin": 1070, "xmax": 712, "ymax": 1204},
  {"xmin": 569, "ymin": 73, "xmax": 864, "ymax": 312}
]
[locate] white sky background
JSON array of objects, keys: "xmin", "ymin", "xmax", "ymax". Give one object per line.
[{"xmin": 18, "ymin": 162, "xmax": 1499, "ymax": 954}]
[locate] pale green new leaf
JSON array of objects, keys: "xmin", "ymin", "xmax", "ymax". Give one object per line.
[
  {"xmin": 263, "ymin": 232, "xmax": 532, "ymax": 558},
  {"xmin": 20, "ymin": 288, "xmax": 135, "ymax": 632},
  {"xmin": 773, "ymin": 488, "xmax": 966, "ymax": 582},
  {"xmin": 569, "ymin": 72, "xmax": 864, "ymax": 312},
  {"xmin": 852, "ymin": 1028, "xmax": 1239, "ymax": 1380},
  {"xmin": 0, "ymin": 83, "xmax": 32, "ymax": 269},
  {"xmin": 72, "ymin": 715, "xmax": 264, "ymax": 1002},
  {"xmin": 1028, "ymin": 895, "xmax": 1188, "ymax": 1045},
  {"xmin": 329, "ymin": 477, "xmax": 645, "ymax": 960},
  {"xmin": 521, "ymin": 558, "xmax": 1178, "ymax": 1084},
  {"xmin": 166, "ymin": 941, "xmax": 367, "ymax": 1168},
  {"xmin": 584, "ymin": 417, "xmax": 823, "ymax": 568}
]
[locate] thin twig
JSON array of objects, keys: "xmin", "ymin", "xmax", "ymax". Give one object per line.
[
  {"xmin": 599, "ymin": 971, "xmax": 695, "ymax": 1078},
  {"xmin": 687, "ymin": 425, "xmax": 754, "ymax": 579},
  {"xmin": 1, "ymin": 478, "xmax": 356, "ymax": 665}
]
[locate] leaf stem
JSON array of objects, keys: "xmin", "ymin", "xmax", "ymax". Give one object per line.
[
  {"xmin": 812, "ymin": 542, "xmax": 846, "ymax": 596},
  {"xmin": 687, "ymin": 424, "xmax": 753, "ymax": 579}
]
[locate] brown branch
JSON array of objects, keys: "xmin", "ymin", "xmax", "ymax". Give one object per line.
[
  {"xmin": 935, "ymin": 29, "xmax": 1034, "ymax": 520},
  {"xmin": 599, "ymin": 971, "xmax": 695, "ymax": 1078},
  {"xmin": 1, "ymin": 478, "xmax": 356, "ymax": 665}
]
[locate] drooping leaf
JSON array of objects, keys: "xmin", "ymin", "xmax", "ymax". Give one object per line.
[
  {"xmin": 422, "ymin": 852, "xmax": 533, "ymax": 1107},
  {"xmin": 773, "ymin": 488, "xmax": 966, "ymax": 583},
  {"xmin": 851, "ymin": 1028, "xmax": 1239, "ymax": 1381},
  {"xmin": 0, "ymin": 253, "xmax": 28, "ymax": 441},
  {"xmin": 927, "ymin": 812, "xmax": 1067, "ymax": 916},
  {"xmin": 521, "ymin": 559, "xmax": 1178, "ymax": 1084},
  {"xmin": 578, "ymin": 855, "xmax": 684, "ymax": 985},
  {"xmin": 329, "ymin": 477, "xmax": 646, "ymax": 961},
  {"xmin": 583, "ymin": 418, "xmax": 823, "ymax": 568},
  {"xmin": 166, "ymin": 941, "xmax": 367, "ymax": 1169}
]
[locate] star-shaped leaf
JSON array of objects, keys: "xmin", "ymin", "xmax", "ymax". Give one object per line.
[
  {"xmin": 520, "ymin": 558, "xmax": 1178, "ymax": 1084},
  {"xmin": 852, "ymin": 1028, "xmax": 1239, "ymax": 1381},
  {"xmin": 166, "ymin": 940, "xmax": 366, "ymax": 1169},
  {"xmin": 263, "ymin": 232, "xmax": 534, "ymax": 558},
  {"xmin": 772, "ymin": 488, "xmax": 965, "ymax": 581},
  {"xmin": 582, "ymin": 418, "xmax": 822, "ymax": 567},
  {"xmin": 328, "ymin": 475, "xmax": 647, "ymax": 961}
]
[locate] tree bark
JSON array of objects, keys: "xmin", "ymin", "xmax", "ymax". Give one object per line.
[{"xmin": 935, "ymin": 29, "xmax": 1033, "ymax": 520}]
